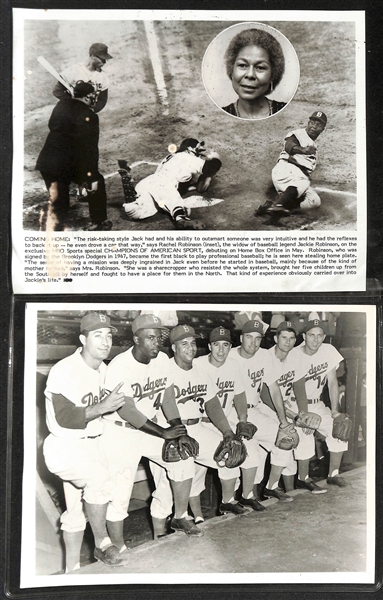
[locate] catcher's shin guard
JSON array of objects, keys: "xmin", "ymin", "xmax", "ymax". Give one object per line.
[{"xmin": 118, "ymin": 160, "xmax": 138, "ymax": 203}]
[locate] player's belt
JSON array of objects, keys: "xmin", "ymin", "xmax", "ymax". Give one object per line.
[
  {"xmin": 247, "ymin": 403, "xmax": 258, "ymax": 409},
  {"xmin": 181, "ymin": 418, "xmax": 201, "ymax": 425},
  {"xmin": 201, "ymin": 416, "xmax": 210, "ymax": 423},
  {"xmin": 114, "ymin": 420, "xmax": 137, "ymax": 430},
  {"xmin": 308, "ymin": 398, "xmax": 320, "ymax": 404}
]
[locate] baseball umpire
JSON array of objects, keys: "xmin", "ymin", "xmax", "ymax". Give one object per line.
[
  {"xmin": 121, "ymin": 138, "xmax": 222, "ymax": 229},
  {"xmin": 53, "ymin": 43, "xmax": 112, "ymax": 113},
  {"xmin": 256, "ymin": 111, "xmax": 327, "ymax": 217},
  {"xmin": 36, "ymin": 80, "xmax": 112, "ymax": 231}
]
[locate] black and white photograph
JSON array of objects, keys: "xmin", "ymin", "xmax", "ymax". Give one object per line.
[
  {"xmin": 21, "ymin": 303, "xmax": 375, "ymax": 587},
  {"xmin": 14, "ymin": 10, "xmax": 364, "ymax": 234}
]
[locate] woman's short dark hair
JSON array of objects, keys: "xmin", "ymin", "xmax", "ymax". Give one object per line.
[{"xmin": 225, "ymin": 28, "xmax": 285, "ymax": 89}]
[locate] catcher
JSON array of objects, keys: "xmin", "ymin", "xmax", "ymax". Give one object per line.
[
  {"xmin": 120, "ymin": 138, "xmax": 222, "ymax": 230},
  {"xmin": 289, "ymin": 318, "xmax": 351, "ymax": 489}
]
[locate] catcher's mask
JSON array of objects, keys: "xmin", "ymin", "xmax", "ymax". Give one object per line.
[{"xmin": 178, "ymin": 138, "xmax": 206, "ymax": 156}]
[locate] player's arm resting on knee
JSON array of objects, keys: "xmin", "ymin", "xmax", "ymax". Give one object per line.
[
  {"xmin": 117, "ymin": 384, "xmax": 186, "ymax": 439},
  {"xmin": 327, "ymin": 367, "xmax": 341, "ymax": 418},
  {"xmin": 233, "ymin": 391, "xmax": 248, "ymax": 423},
  {"xmin": 292, "ymin": 377, "xmax": 309, "ymax": 412},
  {"xmin": 285, "ymin": 135, "xmax": 316, "ymax": 156},
  {"xmin": 261, "ymin": 382, "xmax": 288, "ymax": 427},
  {"xmin": 205, "ymin": 395, "xmax": 235, "ymax": 440}
]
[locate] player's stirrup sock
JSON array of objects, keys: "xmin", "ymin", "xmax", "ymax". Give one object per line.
[{"xmin": 278, "ymin": 186, "xmax": 300, "ymax": 210}]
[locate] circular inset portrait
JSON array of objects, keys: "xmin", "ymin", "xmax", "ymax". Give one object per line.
[{"xmin": 202, "ymin": 22, "xmax": 300, "ymax": 120}]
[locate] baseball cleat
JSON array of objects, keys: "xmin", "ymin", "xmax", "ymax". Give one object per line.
[
  {"xmin": 170, "ymin": 517, "xmax": 204, "ymax": 537},
  {"xmin": 254, "ymin": 200, "xmax": 273, "ymax": 216},
  {"xmin": 175, "ymin": 218, "xmax": 205, "ymax": 230},
  {"xmin": 264, "ymin": 487, "xmax": 293, "ymax": 503},
  {"xmin": 327, "ymin": 475, "xmax": 347, "ymax": 487},
  {"xmin": 239, "ymin": 496, "xmax": 267, "ymax": 511},
  {"xmin": 94, "ymin": 545, "xmax": 127, "ymax": 566},
  {"xmin": 265, "ymin": 206, "xmax": 291, "ymax": 217},
  {"xmin": 85, "ymin": 220, "xmax": 113, "ymax": 231},
  {"xmin": 296, "ymin": 478, "xmax": 327, "ymax": 494},
  {"xmin": 219, "ymin": 502, "xmax": 249, "ymax": 515}
]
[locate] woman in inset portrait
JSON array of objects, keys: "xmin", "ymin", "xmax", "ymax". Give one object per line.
[{"xmin": 222, "ymin": 28, "xmax": 286, "ymax": 119}]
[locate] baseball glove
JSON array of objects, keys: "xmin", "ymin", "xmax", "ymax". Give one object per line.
[
  {"xmin": 162, "ymin": 435, "xmax": 199, "ymax": 462},
  {"xmin": 275, "ymin": 423, "xmax": 299, "ymax": 450},
  {"xmin": 332, "ymin": 413, "xmax": 352, "ymax": 442},
  {"xmin": 236, "ymin": 421, "xmax": 257, "ymax": 440},
  {"xmin": 293, "ymin": 410, "xmax": 322, "ymax": 435},
  {"xmin": 214, "ymin": 434, "xmax": 247, "ymax": 468}
]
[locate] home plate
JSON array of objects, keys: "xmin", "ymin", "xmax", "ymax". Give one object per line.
[{"xmin": 183, "ymin": 195, "xmax": 224, "ymax": 208}]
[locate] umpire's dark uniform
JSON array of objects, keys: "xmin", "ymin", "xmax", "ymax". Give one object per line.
[{"xmin": 36, "ymin": 93, "xmax": 108, "ymax": 230}]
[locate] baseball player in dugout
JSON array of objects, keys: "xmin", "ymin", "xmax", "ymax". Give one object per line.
[
  {"xmin": 53, "ymin": 43, "xmax": 112, "ymax": 113},
  {"xmin": 289, "ymin": 318, "xmax": 349, "ymax": 491},
  {"xmin": 229, "ymin": 319, "xmax": 299, "ymax": 503},
  {"xmin": 121, "ymin": 138, "xmax": 222, "ymax": 229},
  {"xmin": 195, "ymin": 326, "xmax": 267, "ymax": 513},
  {"xmin": 150, "ymin": 324, "xmax": 246, "ymax": 531},
  {"xmin": 100, "ymin": 314, "xmax": 198, "ymax": 546},
  {"xmin": 43, "ymin": 313, "xmax": 130, "ymax": 570},
  {"xmin": 36, "ymin": 80, "xmax": 112, "ymax": 232},
  {"xmin": 256, "ymin": 111, "xmax": 327, "ymax": 217}
]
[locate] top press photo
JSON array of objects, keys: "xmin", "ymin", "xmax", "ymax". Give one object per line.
[{"xmin": 14, "ymin": 11, "xmax": 364, "ymax": 233}]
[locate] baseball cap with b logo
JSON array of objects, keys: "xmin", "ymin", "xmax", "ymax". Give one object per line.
[
  {"xmin": 80, "ymin": 312, "xmax": 117, "ymax": 333},
  {"xmin": 309, "ymin": 111, "xmax": 327, "ymax": 126},
  {"xmin": 305, "ymin": 318, "xmax": 327, "ymax": 334},
  {"xmin": 132, "ymin": 314, "xmax": 167, "ymax": 335},
  {"xmin": 276, "ymin": 321, "xmax": 297, "ymax": 335},
  {"xmin": 209, "ymin": 326, "xmax": 232, "ymax": 343},
  {"xmin": 241, "ymin": 319, "xmax": 264, "ymax": 335},
  {"xmin": 170, "ymin": 324, "xmax": 198, "ymax": 343}
]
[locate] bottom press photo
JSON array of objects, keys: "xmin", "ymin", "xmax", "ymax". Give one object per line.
[{"xmin": 20, "ymin": 302, "xmax": 376, "ymax": 588}]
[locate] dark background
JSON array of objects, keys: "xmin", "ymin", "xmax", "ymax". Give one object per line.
[{"xmin": 1, "ymin": 0, "xmax": 382, "ymax": 599}]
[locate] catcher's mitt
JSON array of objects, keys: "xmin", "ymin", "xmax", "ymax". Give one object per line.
[
  {"xmin": 214, "ymin": 434, "xmax": 247, "ymax": 468},
  {"xmin": 236, "ymin": 421, "xmax": 257, "ymax": 440},
  {"xmin": 293, "ymin": 410, "xmax": 322, "ymax": 435},
  {"xmin": 162, "ymin": 435, "xmax": 199, "ymax": 462},
  {"xmin": 332, "ymin": 413, "xmax": 352, "ymax": 442},
  {"xmin": 275, "ymin": 423, "xmax": 299, "ymax": 450}
]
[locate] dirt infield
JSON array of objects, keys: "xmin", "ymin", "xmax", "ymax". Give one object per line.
[{"xmin": 22, "ymin": 18, "xmax": 358, "ymax": 231}]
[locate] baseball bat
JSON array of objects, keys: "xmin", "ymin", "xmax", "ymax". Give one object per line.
[{"xmin": 37, "ymin": 55, "xmax": 74, "ymax": 96}]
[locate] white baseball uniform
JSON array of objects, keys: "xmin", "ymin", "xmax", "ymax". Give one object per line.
[
  {"xmin": 150, "ymin": 357, "xmax": 241, "ymax": 519},
  {"xmin": 43, "ymin": 348, "xmax": 112, "ymax": 532},
  {"xmin": 229, "ymin": 346, "xmax": 296, "ymax": 478},
  {"xmin": 268, "ymin": 345, "xmax": 311, "ymax": 461},
  {"xmin": 60, "ymin": 62, "xmax": 109, "ymax": 95},
  {"xmin": 101, "ymin": 348, "xmax": 195, "ymax": 522},
  {"xmin": 289, "ymin": 342, "xmax": 348, "ymax": 454},
  {"xmin": 123, "ymin": 152, "xmax": 206, "ymax": 220},
  {"xmin": 272, "ymin": 128, "xmax": 321, "ymax": 209}
]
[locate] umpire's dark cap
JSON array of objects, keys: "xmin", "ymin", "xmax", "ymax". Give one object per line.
[
  {"xmin": 276, "ymin": 321, "xmax": 298, "ymax": 335},
  {"xmin": 89, "ymin": 43, "xmax": 113, "ymax": 60},
  {"xmin": 241, "ymin": 320, "xmax": 264, "ymax": 335},
  {"xmin": 309, "ymin": 111, "xmax": 327, "ymax": 126},
  {"xmin": 73, "ymin": 80, "xmax": 95, "ymax": 98},
  {"xmin": 305, "ymin": 319, "xmax": 327, "ymax": 334},
  {"xmin": 170, "ymin": 324, "xmax": 198, "ymax": 344},
  {"xmin": 132, "ymin": 314, "xmax": 167, "ymax": 335},
  {"xmin": 81, "ymin": 312, "xmax": 117, "ymax": 333},
  {"xmin": 209, "ymin": 326, "xmax": 232, "ymax": 343}
]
